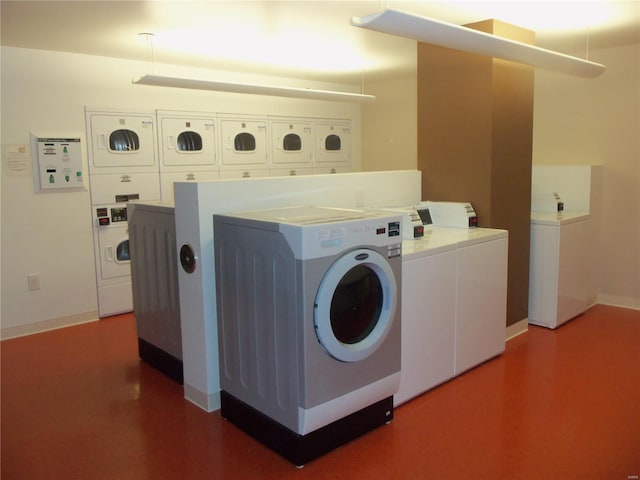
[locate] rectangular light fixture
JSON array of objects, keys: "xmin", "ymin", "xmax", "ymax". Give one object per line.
[
  {"xmin": 351, "ymin": 9, "xmax": 606, "ymax": 78},
  {"xmin": 132, "ymin": 74, "xmax": 376, "ymax": 103}
]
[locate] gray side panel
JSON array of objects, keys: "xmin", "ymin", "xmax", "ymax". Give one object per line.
[
  {"xmin": 129, "ymin": 208, "xmax": 182, "ymax": 359},
  {"xmin": 214, "ymin": 218, "xmax": 300, "ymax": 432}
]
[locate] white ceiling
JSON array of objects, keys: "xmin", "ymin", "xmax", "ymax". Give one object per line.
[{"xmin": 2, "ymin": 1, "xmax": 639, "ymax": 84}]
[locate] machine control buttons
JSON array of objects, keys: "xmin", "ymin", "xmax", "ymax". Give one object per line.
[
  {"xmin": 180, "ymin": 244, "xmax": 197, "ymax": 274},
  {"xmin": 111, "ymin": 207, "xmax": 127, "ymax": 223},
  {"xmin": 388, "ymin": 221, "xmax": 401, "ymax": 237}
]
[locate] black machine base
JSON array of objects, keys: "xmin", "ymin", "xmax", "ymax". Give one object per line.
[
  {"xmin": 220, "ymin": 390, "xmax": 394, "ymax": 467},
  {"xmin": 137, "ymin": 338, "xmax": 184, "ymax": 385}
]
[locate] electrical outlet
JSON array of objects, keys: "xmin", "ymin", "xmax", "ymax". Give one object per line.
[{"xmin": 27, "ymin": 273, "xmax": 40, "ymax": 291}]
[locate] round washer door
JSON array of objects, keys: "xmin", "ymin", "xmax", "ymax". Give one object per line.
[{"xmin": 314, "ymin": 248, "xmax": 397, "ymax": 363}]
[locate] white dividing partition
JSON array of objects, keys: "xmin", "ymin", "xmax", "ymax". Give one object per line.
[
  {"xmin": 531, "ymin": 165, "xmax": 600, "ymax": 213},
  {"xmin": 174, "ymin": 170, "xmax": 421, "ymax": 411}
]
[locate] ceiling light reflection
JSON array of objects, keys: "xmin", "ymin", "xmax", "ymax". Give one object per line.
[{"xmin": 151, "ymin": 28, "xmax": 377, "ymax": 75}]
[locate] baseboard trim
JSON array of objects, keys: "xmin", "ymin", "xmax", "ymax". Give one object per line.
[
  {"xmin": 597, "ymin": 295, "xmax": 640, "ymax": 311},
  {"xmin": 184, "ymin": 384, "xmax": 221, "ymax": 412},
  {"xmin": 506, "ymin": 318, "xmax": 529, "ymax": 342},
  {"xmin": 1, "ymin": 311, "xmax": 99, "ymax": 340}
]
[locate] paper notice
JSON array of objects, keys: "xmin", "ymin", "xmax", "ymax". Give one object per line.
[{"xmin": 3, "ymin": 144, "xmax": 33, "ymax": 176}]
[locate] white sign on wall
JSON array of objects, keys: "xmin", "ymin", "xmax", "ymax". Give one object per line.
[{"xmin": 31, "ymin": 135, "xmax": 85, "ymax": 192}]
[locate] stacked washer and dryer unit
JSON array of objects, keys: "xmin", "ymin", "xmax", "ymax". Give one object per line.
[
  {"xmin": 213, "ymin": 206, "xmax": 403, "ymax": 466},
  {"xmin": 86, "ymin": 110, "xmax": 161, "ymax": 318}
]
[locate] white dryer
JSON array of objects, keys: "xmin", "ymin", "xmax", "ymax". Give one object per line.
[
  {"xmin": 218, "ymin": 115, "xmax": 268, "ymax": 171},
  {"xmin": 157, "ymin": 111, "xmax": 219, "ymax": 200},
  {"xmin": 313, "ymin": 121, "xmax": 352, "ymax": 173},
  {"xmin": 93, "ymin": 205, "xmax": 133, "ymax": 317},
  {"xmin": 157, "ymin": 111, "xmax": 217, "ymax": 172},
  {"xmin": 214, "ymin": 206, "xmax": 402, "ymax": 466},
  {"xmin": 86, "ymin": 110, "xmax": 158, "ymax": 174},
  {"xmin": 89, "ymin": 173, "xmax": 161, "ymax": 318},
  {"xmin": 269, "ymin": 118, "xmax": 314, "ymax": 177}
]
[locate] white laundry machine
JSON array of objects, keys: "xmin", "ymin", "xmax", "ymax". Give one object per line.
[
  {"xmin": 86, "ymin": 109, "xmax": 162, "ymax": 317},
  {"xmin": 92, "ymin": 205, "xmax": 133, "ymax": 317},
  {"xmin": 451, "ymin": 228, "xmax": 508, "ymax": 375},
  {"xmin": 313, "ymin": 121, "xmax": 352, "ymax": 173},
  {"xmin": 394, "ymin": 225, "xmax": 508, "ymax": 406},
  {"xmin": 157, "ymin": 111, "xmax": 219, "ymax": 201},
  {"xmin": 218, "ymin": 115, "xmax": 268, "ymax": 169},
  {"xmin": 89, "ymin": 173, "xmax": 161, "ymax": 317},
  {"xmin": 86, "ymin": 110, "xmax": 158, "ymax": 174},
  {"xmin": 395, "ymin": 228, "xmax": 458, "ymax": 406},
  {"xmin": 269, "ymin": 118, "xmax": 314, "ymax": 177},
  {"xmin": 529, "ymin": 211, "xmax": 595, "ymax": 329},
  {"xmin": 213, "ymin": 206, "xmax": 402, "ymax": 466}
]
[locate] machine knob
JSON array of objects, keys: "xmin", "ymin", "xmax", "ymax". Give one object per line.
[{"xmin": 180, "ymin": 244, "xmax": 197, "ymax": 274}]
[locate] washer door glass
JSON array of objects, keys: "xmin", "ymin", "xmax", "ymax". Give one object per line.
[{"xmin": 314, "ymin": 248, "xmax": 397, "ymax": 362}]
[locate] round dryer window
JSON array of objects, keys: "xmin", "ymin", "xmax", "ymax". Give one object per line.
[
  {"xmin": 177, "ymin": 131, "xmax": 203, "ymax": 152},
  {"xmin": 314, "ymin": 248, "xmax": 397, "ymax": 363},
  {"xmin": 109, "ymin": 129, "xmax": 140, "ymax": 152}
]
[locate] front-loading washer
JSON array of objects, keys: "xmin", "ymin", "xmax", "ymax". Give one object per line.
[{"xmin": 213, "ymin": 206, "xmax": 402, "ymax": 466}]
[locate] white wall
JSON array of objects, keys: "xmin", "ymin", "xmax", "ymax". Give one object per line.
[
  {"xmin": 532, "ymin": 43, "xmax": 640, "ymax": 309},
  {"xmin": 0, "ymin": 46, "xmax": 362, "ymax": 338}
]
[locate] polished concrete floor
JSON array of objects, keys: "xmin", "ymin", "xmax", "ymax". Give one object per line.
[{"xmin": 2, "ymin": 304, "xmax": 639, "ymax": 479}]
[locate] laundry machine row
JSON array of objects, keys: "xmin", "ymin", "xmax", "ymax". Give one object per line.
[
  {"xmin": 85, "ymin": 108, "xmax": 354, "ymax": 317},
  {"xmin": 213, "ymin": 206, "xmax": 403, "ymax": 466},
  {"xmin": 87, "ymin": 108, "xmax": 354, "ymax": 197}
]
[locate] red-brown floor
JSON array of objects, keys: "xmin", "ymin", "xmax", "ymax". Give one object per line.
[{"xmin": 2, "ymin": 304, "xmax": 639, "ymax": 479}]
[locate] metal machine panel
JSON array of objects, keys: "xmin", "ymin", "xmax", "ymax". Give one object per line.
[{"xmin": 129, "ymin": 203, "xmax": 182, "ymax": 360}]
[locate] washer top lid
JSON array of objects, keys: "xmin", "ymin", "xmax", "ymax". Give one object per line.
[{"xmin": 224, "ymin": 205, "xmax": 391, "ymax": 226}]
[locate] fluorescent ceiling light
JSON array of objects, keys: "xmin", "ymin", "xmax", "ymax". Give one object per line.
[
  {"xmin": 132, "ymin": 74, "xmax": 375, "ymax": 103},
  {"xmin": 351, "ymin": 9, "xmax": 606, "ymax": 78}
]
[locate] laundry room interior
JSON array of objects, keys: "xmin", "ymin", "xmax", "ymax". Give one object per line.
[{"xmin": 1, "ymin": 1, "xmax": 639, "ymax": 478}]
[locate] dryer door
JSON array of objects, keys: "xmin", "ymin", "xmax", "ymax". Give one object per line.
[
  {"xmin": 314, "ymin": 248, "xmax": 397, "ymax": 363},
  {"xmin": 88, "ymin": 113, "xmax": 157, "ymax": 172},
  {"xmin": 160, "ymin": 116, "xmax": 216, "ymax": 167}
]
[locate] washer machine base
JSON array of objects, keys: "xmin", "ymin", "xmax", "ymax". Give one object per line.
[
  {"xmin": 137, "ymin": 338, "xmax": 184, "ymax": 385},
  {"xmin": 220, "ymin": 391, "xmax": 394, "ymax": 467}
]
